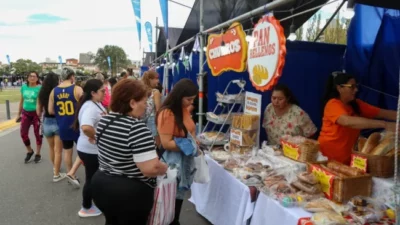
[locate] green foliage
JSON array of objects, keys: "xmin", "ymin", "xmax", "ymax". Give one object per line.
[
  {"xmin": 11, "ymin": 59, "xmax": 42, "ymax": 75},
  {"xmin": 94, "ymin": 45, "xmax": 130, "ymax": 76}
]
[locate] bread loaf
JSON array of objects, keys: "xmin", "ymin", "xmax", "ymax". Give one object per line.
[
  {"xmin": 357, "ymin": 137, "xmax": 367, "ymax": 152},
  {"xmin": 386, "ymin": 148, "xmax": 395, "ymax": 157},
  {"xmin": 371, "ymin": 138, "xmax": 395, "ymax": 156},
  {"xmin": 327, "ymin": 161, "xmax": 364, "ymax": 176},
  {"xmin": 320, "ymin": 165, "xmax": 348, "ymax": 178},
  {"xmin": 361, "ymin": 132, "xmax": 381, "ymax": 154}
]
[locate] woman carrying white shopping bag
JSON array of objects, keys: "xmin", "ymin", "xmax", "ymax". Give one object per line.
[{"xmin": 157, "ymin": 79, "xmax": 204, "ymax": 225}]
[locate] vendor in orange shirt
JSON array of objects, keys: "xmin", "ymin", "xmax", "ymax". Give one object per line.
[{"xmin": 318, "ymin": 72, "xmax": 397, "ymax": 165}]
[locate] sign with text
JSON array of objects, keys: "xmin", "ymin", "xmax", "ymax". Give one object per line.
[
  {"xmin": 206, "ymin": 22, "xmax": 247, "ymax": 76},
  {"xmin": 310, "ymin": 165, "xmax": 336, "ymax": 199},
  {"xmin": 248, "ymin": 15, "xmax": 286, "ymax": 91},
  {"xmin": 350, "ymin": 154, "xmax": 368, "ymax": 173},
  {"xmin": 244, "ymin": 92, "xmax": 262, "ymax": 115},
  {"xmin": 281, "ymin": 140, "xmax": 301, "ymax": 161},
  {"xmin": 230, "ymin": 128, "xmax": 243, "ymax": 146}
]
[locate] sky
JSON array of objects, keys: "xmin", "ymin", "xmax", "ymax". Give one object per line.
[{"xmin": 0, "ymin": 0, "xmax": 345, "ymax": 64}]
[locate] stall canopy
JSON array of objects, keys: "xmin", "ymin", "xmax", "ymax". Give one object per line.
[{"xmin": 346, "ymin": 5, "xmax": 400, "ymax": 111}]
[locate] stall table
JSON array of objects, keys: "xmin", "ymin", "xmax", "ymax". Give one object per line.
[{"xmin": 190, "ymin": 155, "xmax": 255, "ymax": 225}]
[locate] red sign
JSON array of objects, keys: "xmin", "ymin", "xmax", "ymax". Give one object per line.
[
  {"xmin": 206, "ymin": 22, "xmax": 247, "ymax": 76},
  {"xmin": 248, "ymin": 16, "xmax": 286, "ymax": 91},
  {"xmin": 281, "ymin": 140, "xmax": 301, "ymax": 160}
]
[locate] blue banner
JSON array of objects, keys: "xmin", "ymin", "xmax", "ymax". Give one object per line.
[
  {"xmin": 145, "ymin": 21, "xmax": 153, "ymax": 52},
  {"xmin": 159, "ymin": 0, "xmax": 168, "ymax": 38},
  {"xmin": 131, "ymin": 0, "xmax": 142, "ymax": 48},
  {"xmin": 58, "ymin": 56, "xmax": 62, "ymax": 64},
  {"xmin": 6, "ymin": 55, "xmax": 10, "ymax": 64},
  {"xmin": 107, "ymin": 56, "xmax": 111, "ymax": 70}
]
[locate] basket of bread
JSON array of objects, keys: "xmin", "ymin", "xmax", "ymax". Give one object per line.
[
  {"xmin": 308, "ymin": 161, "xmax": 372, "ymax": 203},
  {"xmin": 280, "ymin": 135, "xmax": 320, "ymax": 163},
  {"xmin": 354, "ymin": 132, "xmax": 397, "ymax": 178}
]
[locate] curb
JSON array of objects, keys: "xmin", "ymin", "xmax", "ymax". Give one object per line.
[{"xmin": 0, "ymin": 119, "xmax": 18, "ymax": 132}]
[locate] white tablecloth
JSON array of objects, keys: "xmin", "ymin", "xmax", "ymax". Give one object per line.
[
  {"xmin": 190, "ymin": 155, "xmax": 255, "ymax": 225},
  {"xmin": 250, "ymin": 193, "xmax": 312, "ymax": 225}
]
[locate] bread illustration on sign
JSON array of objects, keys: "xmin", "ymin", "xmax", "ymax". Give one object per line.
[{"xmin": 252, "ymin": 65, "xmax": 269, "ymax": 85}]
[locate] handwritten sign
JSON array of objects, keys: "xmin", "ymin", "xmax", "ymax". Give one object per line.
[
  {"xmin": 310, "ymin": 165, "xmax": 335, "ymax": 199},
  {"xmin": 281, "ymin": 140, "xmax": 300, "ymax": 160},
  {"xmin": 230, "ymin": 128, "xmax": 243, "ymax": 146},
  {"xmin": 206, "ymin": 22, "xmax": 247, "ymax": 76},
  {"xmin": 248, "ymin": 15, "xmax": 286, "ymax": 91},
  {"xmin": 350, "ymin": 154, "xmax": 368, "ymax": 173},
  {"xmin": 244, "ymin": 92, "xmax": 262, "ymax": 115}
]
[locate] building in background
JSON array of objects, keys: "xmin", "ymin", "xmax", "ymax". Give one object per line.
[
  {"xmin": 66, "ymin": 58, "xmax": 78, "ymax": 66},
  {"xmin": 79, "ymin": 53, "xmax": 92, "ymax": 64},
  {"xmin": 131, "ymin": 60, "xmax": 141, "ymax": 69},
  {"xmin": 45, "ymin": 57, "xmax": 57, "ymax": 63}
]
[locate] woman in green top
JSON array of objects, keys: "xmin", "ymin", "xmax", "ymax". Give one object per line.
[{"xmin": 17, "ymin": 71, "xmax": 42, "ymax": 163}]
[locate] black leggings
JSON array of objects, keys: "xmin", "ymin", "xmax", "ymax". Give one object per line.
[
  {"xmin": 77, "ymin": 151, "xmax": 99, "ymax": 209},
  {"xmin": 91, "ymin": 171, "xmax": 154, "ymax": 225}
]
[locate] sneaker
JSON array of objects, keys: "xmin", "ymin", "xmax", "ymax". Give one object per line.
[
  {"xmin": 78, "ymin": 205, "xmax": 102, "ymax": 218},
  {"xmin": 53, "ymin": 173, "xmax": 67, "ymax": 182},
  {"xmin": 34, "ymin": 155, "xmax": 41, "ymax": 163},
  {"xmin": 24, "ymin": 151, "xmax": 34, "ymax": 163},
  {"xmin": 67, "ymin": 175, "xmax": 81, "ymax": 189}
]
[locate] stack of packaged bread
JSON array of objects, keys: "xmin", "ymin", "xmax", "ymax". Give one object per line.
[
  {"xmin": 319, "ymin": 161, "xmax": 365, "ymax": 178},
  {"xmin": 357, "ymin": 132, "xmax": 395, "ymax": 156}
]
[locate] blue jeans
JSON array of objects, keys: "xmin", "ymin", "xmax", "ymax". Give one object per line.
[
  {"xmin": 43, "ymin": 117, "xmax": 59, "ymax": 137},
  {"xmin": 146, "ymin": 116, "xmax": 158, "ymax": 136}
]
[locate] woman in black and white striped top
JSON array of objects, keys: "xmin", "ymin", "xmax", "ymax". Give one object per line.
[{"xmin": 91, "ymin": 79, "xmax": 168, "ymax": 225}]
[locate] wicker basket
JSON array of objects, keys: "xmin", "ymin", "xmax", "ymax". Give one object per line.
[
  {"xmin": 308, "ymin": 162, "xmax": 372, "ymax": 203},
  {"xmin": 281, "ymin": 138, "xmax": 319, "ymax": 163},
  {"xmin": 352, "ymin": 151, "xmax": 395, "ymax": 178}
]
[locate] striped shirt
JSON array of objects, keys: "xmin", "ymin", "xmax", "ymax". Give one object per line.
[{"xmin": 96, "ymin": 113, "xmax": 158, "ymax": 187}]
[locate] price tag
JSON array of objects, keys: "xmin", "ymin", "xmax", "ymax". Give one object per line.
[
  {"xmin": 281, "ymin": 141, "xmax": 300, "ymax": 160},
  {"xmin": 350, "ymin": 154, "xmax": 368, "ymax": 173},
  {"xmin": 230, "ymin": 128, "xmax": 243, "ymax": 146},
  {"xmin": 310, "ymin": 165, "xmax": 335, "ymax": 199}
]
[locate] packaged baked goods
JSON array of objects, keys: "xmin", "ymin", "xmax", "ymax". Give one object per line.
[
  {"xmin": 319, "ymin": 165, "xmax": 348, "ymax": 178},
  {"xmin": 347, "ymin": 196, "xmax": 384, "ymax": 224},
  {"xmin": 327, "ymin": 161, "xmax": 364, "ymax": 176},
  {"xmin": 297, "ymin": 172, "xmax": 318, "ymax": 185},
  {"xmin": 311, "ymin": 211, "xmax": 347, "ymax": 225},
  {"xmin": 263, "ymin": 175, "xmax": 286, "ymax": 188},
  {"xmin": 230, "ymin": 128, "xmax": 257, "ymax": 146},
  {"xmin": 229, "ymin": 142, "xmax": 252, "ymax": 154},
  {"xmin": 241, "ymin": 173, "xmax": 263, "ymax": 186},
  {"xmin": 361, "ymin": 132, "xmax": 381, "ymax": 154},
  {"xmin": 297, "ymin": 191, "xmax": 325, "ymax": 202},
  {"xmin": 291, "ymin": 181, "xmax": 321, "ymax": 194},
  {"xmin": 198, "ymin": 132, "xmax": 227, "ymax": 145},
  {"xmin": 223, "ymin": 157, "xmax": 241, "ymax": 171},
  {"xmin": 303, "ymin": 198, "xmax": 336, "ymax": 212},
  {"xmin": 371, "ymin": 136, "xmax": 395, "ymax": 156},
  {"xmin": 232, "ymin": 114, "xmax": 259, "ymax": 130},
  {"xmin": 211, "ymin": 150, "xmax": 231, "ymax": 163}
]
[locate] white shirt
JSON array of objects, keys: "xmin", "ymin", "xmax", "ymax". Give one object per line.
[{"xmin": 77, "ymin": 101, "xmax": 106, "ymax": 154}]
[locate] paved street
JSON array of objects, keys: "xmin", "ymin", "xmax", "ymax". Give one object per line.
[{"xmin": 0, "ymin": 127, "xmax": 212, "ymax": 225}]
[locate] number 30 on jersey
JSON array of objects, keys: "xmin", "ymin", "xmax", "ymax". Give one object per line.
[{"xmin": 56, "ymin": 100, "xmax": 75, "ymax": 116}]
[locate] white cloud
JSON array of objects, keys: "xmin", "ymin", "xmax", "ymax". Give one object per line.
[{"xmin": 0, "ymin": 0, "xmax": 194, "ymax": 63}]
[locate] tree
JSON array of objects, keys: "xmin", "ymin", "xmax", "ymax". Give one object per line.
[
  {"xmin": 12, "ymin": 59, "xmax": 42, "ymax": 75},
  {"xmin": 94, "ymin": 45, "xmax": 130, "ymax": 76},
  {"xmin": 296, "ymin": 26, "xmax": 304, "ymax": 41},
  {"xmin": 306, "ymin": 14, "xmax": 322, "ymax": 41},
  {"xmin": 323, "ymin": 11, "xmax": 348, "ymax": 45}
]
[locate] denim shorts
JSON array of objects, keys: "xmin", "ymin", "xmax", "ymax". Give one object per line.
[
  {"xmin": 43, "ymin": 117, "xmax": 59, "ymax": 137},
  {"xmin": 146, "ymin": 116, "xmax": 158, "ymax": 136}
]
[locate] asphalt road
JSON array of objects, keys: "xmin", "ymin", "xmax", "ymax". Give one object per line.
[{"xmin": 0, "ymin": 127, "xmax": 212, "ymax": 225}]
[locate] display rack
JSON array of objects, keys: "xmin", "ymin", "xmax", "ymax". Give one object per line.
[{"xmin": 198, "ymin": 79, "xmax": 246, "ymax": 150}]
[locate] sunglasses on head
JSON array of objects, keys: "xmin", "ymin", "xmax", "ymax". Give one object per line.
[{"xmin": 340, "ymin": 84, "xmax": 359, "ymax": 89}]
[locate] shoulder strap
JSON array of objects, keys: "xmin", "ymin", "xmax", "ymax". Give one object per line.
[
  {"xmin": 97, "ymin": 115, "xmax": 121, "ymax": 143},
  {"xmin": 92, "ymin": 101, "xmax": 107, "ymax": 114}
]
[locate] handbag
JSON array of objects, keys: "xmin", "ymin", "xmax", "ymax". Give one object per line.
[
  {"xmin": 96, "ymin": 114, "xmax": 121, "ymax": 143},
  {"xmin": 194, "ymin": 153, "xmax": 210, "ymax": 183}
]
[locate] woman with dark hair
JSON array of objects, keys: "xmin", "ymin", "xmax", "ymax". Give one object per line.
[
  {"xmin": 72, "ymin": 79, "xmax": 106, "ymax": 218},
  {"xmin": 17, "ymin": 71, "xmax": 42, "ymax": 163},
  {"xmin": 157, "ymin": 78, "xmax": 199, "ymax": 225},
  {"xmin": 319, "ymin": 72, "xmax": 397, "ymax": 164},
  {"xmin": 262, "ymin": 84, "xmax": 316, "ymax": 145},
  {"xmin": 37, "ymin": 72, "xmax": 67, "ymax": 181},
  {"xmin": 91, "ymin": 79, "xmax": 167, "ymax": 224},
  {"xmin": 108, "ymin": 77, "xmax": 117, "ymax": 90}
]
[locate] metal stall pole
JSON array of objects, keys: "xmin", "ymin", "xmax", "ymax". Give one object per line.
[
  {"xmin": 155, "ymin": 17, "xmax": 158, "ymax": 59},
  {"xmin": 197, "ymin": 0, "xmax": 205, "ymax": 133},
  {"xmin": 164, "ymin": 39, "xmax": 169, "ymax": 94}
]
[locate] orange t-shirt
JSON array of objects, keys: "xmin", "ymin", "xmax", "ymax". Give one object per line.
[
  {"xmin": 157, "ymin": 108, "xmax": 196, "ymax": 138},
  {"xmin": 318, "ymin": 99, "xmax": 380, "ymax": 165}
]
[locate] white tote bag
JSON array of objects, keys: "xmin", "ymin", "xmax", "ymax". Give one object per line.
[{"xmin": 194, "ymin": 154, "xmax": 210, "ymax": 183}]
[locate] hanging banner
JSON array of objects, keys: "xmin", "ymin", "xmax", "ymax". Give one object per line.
[
  {"xmin": 131, "ymin": 0, "xmax": 142, "ymax": 48},
  {"xmin": 145, "ymin": 21, "xmax": 153, "ymax": 52},
  {"xmin": 107, "ymin": 56, "xmax": 111, "ymax": 70},
  {"xmin": 159, "ymin": 0, "xmax": 168, "ymax": 38},
  {"xmin": 58, "ymin": 56, "xmax": 62, "ymax": 64},
  {"xmin": 6, "ymin": 55, "xmax": 10, "ymax": 64},
  {"xmin": 206, "ymin": 22, "xmax": 247, "ymax": 76},
  {"xmin": 248, "ymin": 15, "xmax": 286, "ymax": 91}
]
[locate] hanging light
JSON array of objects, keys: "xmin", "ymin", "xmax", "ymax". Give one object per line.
[
  {"xmin": 161, "ymin": 63, "xmax": 165, "ymax": 66},
  {"xmin": 344, "ymin": 0, "xmax": 355, "ymax": 19},
  {"xmin": 203, "ymin": 47, "xmax": 207, "ymax": 52},
  {"xmin": 179, "ymin": 56, "xmax": 183, "ymax": 60},
  {"xmin": 185, "ymin": 55, "xmax": 189, "ymax": 60},
  {"xmin": 287, "ymin": 24, "xmax": 297, "ymax": 41},
  {"xmin": 156, "ymin": 66, "xmax": 160, "ymax": 69}
]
